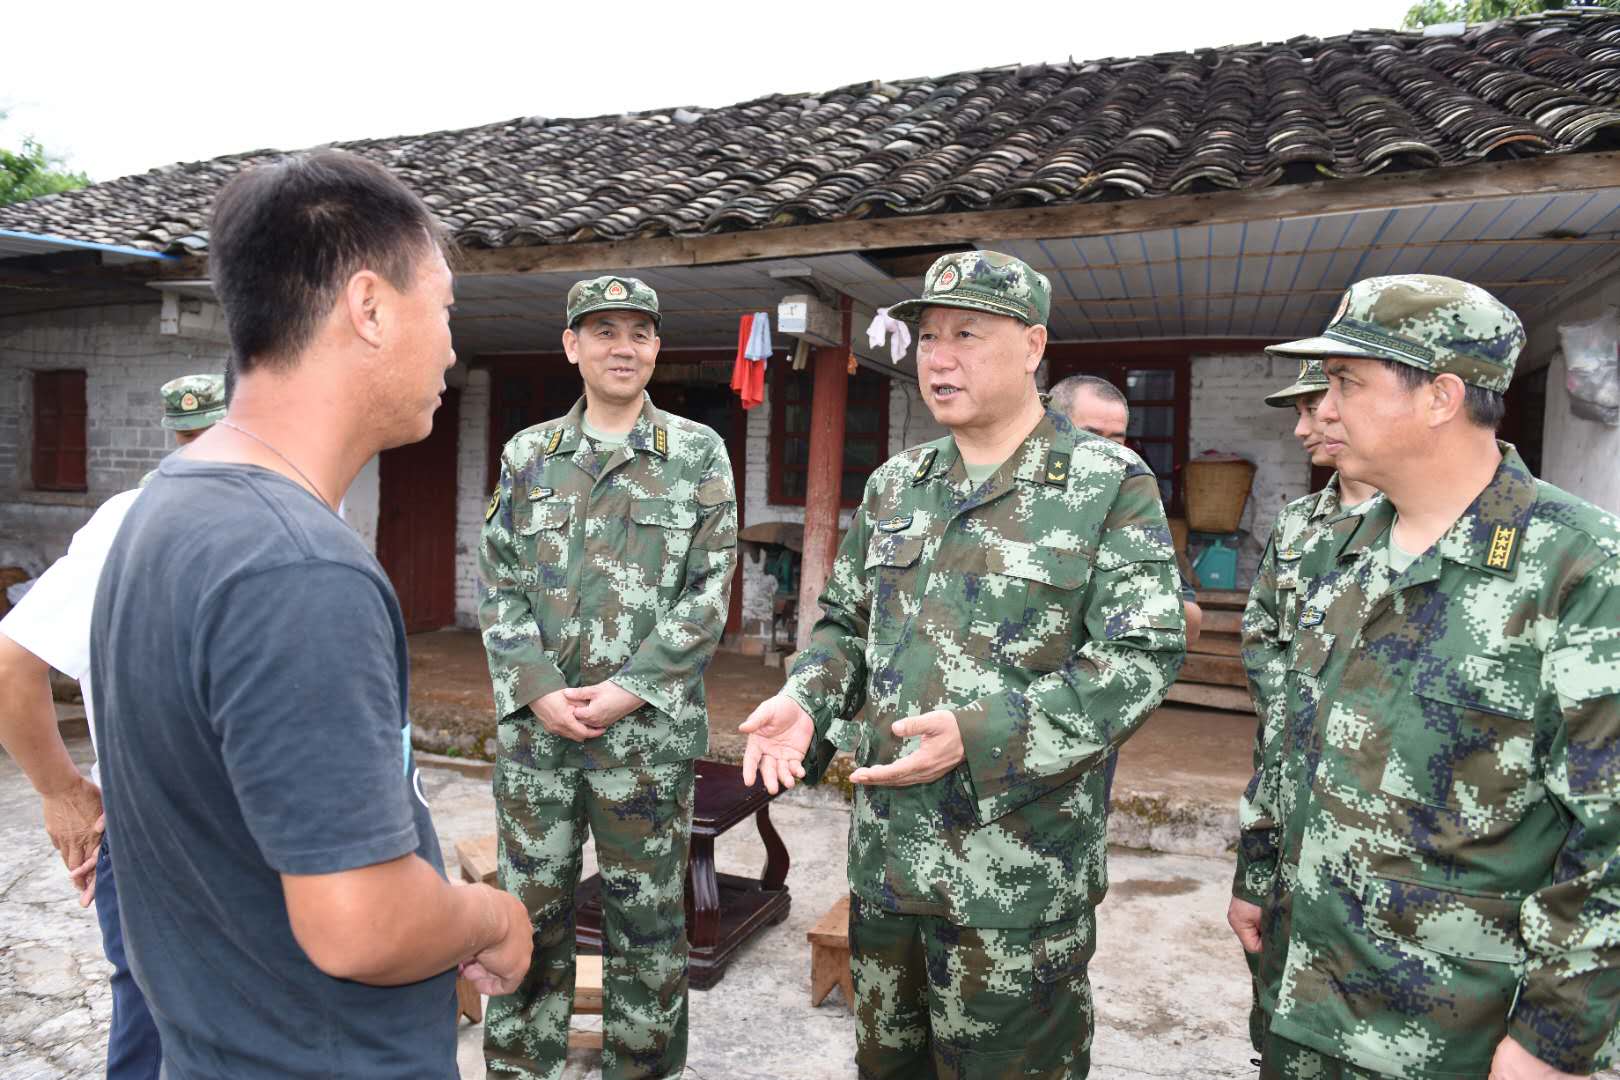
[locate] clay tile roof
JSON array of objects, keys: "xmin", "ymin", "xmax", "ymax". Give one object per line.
[{"xmin": 3, "ymin": 10, "xmax": 1618, "ymax": 255}]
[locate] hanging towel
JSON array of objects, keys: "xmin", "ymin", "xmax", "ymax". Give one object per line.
[
  {"xmin": 730, "ymin": 313, "xmax": 767, "ymax": 409},
  {"xmin": 745, "ymin": 310, "xmax": 773, "ymax": 360},
  {"xmin": 864, "ymin": 307, "xmax": 913, "ymax": 363}
]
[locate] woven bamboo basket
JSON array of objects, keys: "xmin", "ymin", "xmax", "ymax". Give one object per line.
[{"xmin": 1184, "ymin": 454, "xmax": 1257, "ymax": 534}]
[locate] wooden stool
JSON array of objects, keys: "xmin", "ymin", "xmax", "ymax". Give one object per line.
[
  {"xmin": 452, "ymin": 834, "xmax": 605, "ymax": 1051},
  {"xmin": 807, "ymin": 895, "xmax": 853, "ymax": 1007}
]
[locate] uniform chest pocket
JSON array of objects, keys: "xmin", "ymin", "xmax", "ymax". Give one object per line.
[
  {"xmin": 1274, "ymin": 555, "xmax": 1305, "ymax": 646},
  {"xmin": 1282, "ymin": 627, "xmax": 1334, "ymax": 755},
  {"xmin": 515, "ymin": 501, "xmax": 572, "ymax": 580},
  {"xmin": 1379, "ymin": 653, "xmax": 1542, "ymax": 813},
  {"xmin": 865, "ymin": 534, "xmax": 924, "ymax": 646},
  {"xmin": 970, "ymin": 544, "xmax": 1092, "ymax": 672},
  {"xmin": 631, "ymin": 496, "xmax": 697, "ymax": 567}
]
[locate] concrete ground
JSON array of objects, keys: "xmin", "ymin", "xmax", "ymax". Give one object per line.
[{"xmin": 3, "ymin": 729, "xmax": 1260, "ymax": 1080}]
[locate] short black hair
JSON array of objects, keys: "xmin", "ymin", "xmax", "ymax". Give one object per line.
[
  {"xmin": 1049, "ymin": 374, "xmax": 1127, "ymax": 417},
  {"xmin": 209, "ymin": 150, "xmax": 446, "ymax": 374},
  {"xmin": 1372, "ymin": 357, "xmax": 1506, "ymax": 431}
]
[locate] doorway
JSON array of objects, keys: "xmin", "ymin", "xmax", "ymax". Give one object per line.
[{"xmin": 377, "ymin": 389, "xmax": 461, "ymax": 632}]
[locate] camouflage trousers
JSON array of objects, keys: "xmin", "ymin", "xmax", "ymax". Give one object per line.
[
  {"xmin": 484, "ymin": 758, "xmax": 694, "ymax": 1080},
  {"xmin": 1259, "ymin": 1032, "xmax": 1385, "ymax": 1079},
  {"xmin": 848, "ymin": 893, "xmax": 1096, "ymax": 1079}
]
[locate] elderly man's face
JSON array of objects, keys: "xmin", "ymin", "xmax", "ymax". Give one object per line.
[
  {"xmin": 1066, "ymin": 388, "xmax": 1128, "ymax": 445},
  {"xmin": 916, "ymin": 307, "xmax": 1045, "ymax": 433}
]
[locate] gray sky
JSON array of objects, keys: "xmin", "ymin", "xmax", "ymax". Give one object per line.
[{"xmin": 3, "ymin": 0, "xmax": 1414, "ymax": 183}]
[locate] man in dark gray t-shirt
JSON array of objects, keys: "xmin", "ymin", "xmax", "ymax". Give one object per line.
[
  {"xmin": 88, "ymin": 150, "xmax": 531, "ymax": 1079},
  {"xmin": 93, "ymin": 456, "xmax": 456, "ymax": 1077}
]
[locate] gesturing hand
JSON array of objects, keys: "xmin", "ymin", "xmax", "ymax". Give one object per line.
[
  {"xmin": 739, "ymin": 696, "xmax": 814, "ymax": 794},
  {"xmin": 849, "ymin": 711, "xmax": 963, "ymax": 788},
  {"xmin": 530, "ymin": 688, "xmax": 602, "ymax": 743},
  {"xmin": 565, "ymin": 681, "xmax": 644, "ymax": 731}
]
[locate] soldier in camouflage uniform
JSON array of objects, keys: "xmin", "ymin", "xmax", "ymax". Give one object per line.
[
  {"xmin": 1238, "ymin": 274, "xmax": 1620, "ymax": 1079},
  {"xmin": 140, "ymin": 374, "xmax": 227, "ymax": 486},
  {"xmin": 479, "ymin": 276, "xmax": 738, "ymax": 1080},
  {"xmin": 739, "ymin": 251, "xmax": 1187, "ymax": 1077},
  {"xmin": 1231, "ymin": 357, "xmax": 1379, "ymax": 1050}
]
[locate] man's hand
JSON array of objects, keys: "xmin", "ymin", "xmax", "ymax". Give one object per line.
[
  {"xmin": 739, "ymin": 696, "xmax": 814, "ymax": 794},
  {"xmin": 565, "ymin": 681, "xmax": 644, "ymax": 731},
  {"xmin": 459, "ymin": 885, "xmax": 534, "ymax": 997},
  {"xmin": 70, "ymin": 845, "xmax": 98, "ymax": 908},
  {"xmin": 849, "ymin": 711, "xmax": 964, "ymax": 788},
  {"xmin": 1227, "ymin": 896, "xmax": 1263, "ymax": 954},
  {"xmin": 530, "ymin": 688, "xmax": 603, "ymax": 742},
  {"xmin": 1489, "ymin": 1037, "xmax": 1590, "ymax": 1080},
  {"xmin": 42, "ymin": 776, "xmax": 103, "ymax": 883}
]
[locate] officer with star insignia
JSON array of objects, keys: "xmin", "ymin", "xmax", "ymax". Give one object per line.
[
  {"xmin": 1231, "ymin": 274, "xmax": 1620, "ymax": 1080},
  {"xmin": 738, "ymin": 249, "xmax": 1188, "ymax": 1076},
  {"xmin": 478, "ymin": 275, "xmax": 737, "ymax": 1080}
]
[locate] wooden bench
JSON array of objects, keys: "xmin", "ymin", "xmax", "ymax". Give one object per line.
[
  {"xmin": 807, "ymin": 895, "xmax": 853, "ymax": 1008},
  {"xmin": 452, "ymin": 835, "xmax": 603, "ymax": 1049}
]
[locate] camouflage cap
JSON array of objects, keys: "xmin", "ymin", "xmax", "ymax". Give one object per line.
[
  {"xmin": 159, "ymin": 373, "xmax": 226, "ymax": 431},
  {"xmin": 1266, "ymin": 274, "xmax": 1524, "ymax": 393},
  {"xmin": 887, "ymin": 250, "xmax": 1051, "ymax": 327},
  {"xmin": 566, "ymin": 275, "xmax": 660, "ymax": 328},
  {"xmin": 1264, "ymin": 356, "xmax": 1330, "ymax": 408}
]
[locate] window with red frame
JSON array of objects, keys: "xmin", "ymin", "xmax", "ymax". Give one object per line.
[
  {"xmin": 32, "ymin": 370, "xmax": 88, "ymax": 492},
  {"xmin": 769, "ymin": 366, "xmax": 890, "ymax": 507}
]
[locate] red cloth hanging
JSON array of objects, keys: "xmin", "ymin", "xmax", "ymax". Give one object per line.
[{"xmin": 730, "ymin": 313, "xmax": 767, "ymax": 409}]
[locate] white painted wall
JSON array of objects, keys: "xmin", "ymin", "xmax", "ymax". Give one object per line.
[
  {"xmin": 342, "ymin": 456, "xmax": 380, "ymax": 554},
  {"xmin": 1187, "ymin": 351, "xmax": 1313, "ymax": 585},
  {"xmin": 1525, "ymin": 272, "xmax": 1620, "ymax": 515}
]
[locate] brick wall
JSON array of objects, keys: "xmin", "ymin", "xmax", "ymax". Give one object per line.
[
  {"xmin": 1187, "ymin": 351, "xmax": 1314, "ymax": 584},
  {"xmin": 453, "ymin": 369, "xmax": 492, "ymax": 628},
  {"xmin": 0, "ymin": 303, "xmax": 230, "ymax": 566}
]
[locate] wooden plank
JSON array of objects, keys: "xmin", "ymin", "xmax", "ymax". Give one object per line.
[
  {"xmin": 1179, "ymin": 653, "xmax": 1248, "ymax": 688},
  {"xmin": 807, "ymin": 895, "xmax": 851, "ymax": 947},
  {"xmin": 1165, "ymin": 682, "xmax": 1256, "ymax": 714},
  {"xmin": 426, "ymin": 151, "xmax": 1620, "ymax": 278},
  {"xmin": 1194, "ymin": 589, "xmax": 1247, "ymax": 610},
  {"xmin": 456, "ymin": 835, "xmax": 498, "ymax": 886},
  {"xmin": 574, "ymin": 955, "xmax": 604, "ymax": 1014},
  {"xmin": 1189, "ymin": 633, "xmax": 1243, "ymax": 658},
  {"xmin": 1201, "ymin": 609, "xmax": 1243, "ymax": 635}
]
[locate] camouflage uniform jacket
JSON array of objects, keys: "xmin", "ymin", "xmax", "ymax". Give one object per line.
[
  {"xmin": 783, "ymin": 409, "xmax": 1187, "ymax": 928},
  {"xmin": 1235, "ymin": 474, "xmax": 1352, "ymax": 905},
  {"xmin": 1261, "ymin": 445, "xmax": 1620, "ymax": 1077},
  {"xmin": 479, "ymin": 394, "xmax": 738, "ymax": 771}
]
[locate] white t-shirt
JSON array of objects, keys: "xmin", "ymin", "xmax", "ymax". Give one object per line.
[{"xmin": 0, "ymin": 488, "xmax": 141, "ymax": 787}]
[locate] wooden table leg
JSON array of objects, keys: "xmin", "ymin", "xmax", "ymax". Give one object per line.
[
  {"xmin": 686, "ymin": 834, "xmax": 721, "ymax": 949},
  {"xmin": 757, "ymin": 805, "xmax": 789, "ymax": 890}
]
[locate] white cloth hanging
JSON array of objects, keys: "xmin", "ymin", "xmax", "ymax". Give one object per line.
[{"xmin": 865, "ymin": 307, "xmax": 913, "ymax": 363}]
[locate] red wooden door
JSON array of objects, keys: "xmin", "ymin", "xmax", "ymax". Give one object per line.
[{"xmin": 377, "ymin": 389, "xmax": 460, "ymax": 632}]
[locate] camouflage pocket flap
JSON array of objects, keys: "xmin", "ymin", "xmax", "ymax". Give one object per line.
[
  {"xmin": 517, "ymin": 502, "xmax": 571, "ymax": 534},
  {"xmin": 984, "ymin": 543, "xmax": 1090, "ymax": 590},
  {"xmin": 864, "ymin": 534, "xmax": 925, "ymax": 570},
  {"xmin": 1033, "ymin": 922, "xmax": 1090, "ymax": 984},
  {"xmin": 1363, "ymin": 875, "xmax": 1526, "ymax": 964},
  {"xmin": 631, "ymin": 498, "xmax": 698, "ymax": 530},
  {"xmin": 1412, "ymin": 653, "xmax": 1537, "ymax": 721},
  {"xmin": 1549, "ymin": 636, "xmax": 1620, "ymax": 705},
  {"xmin": 1288, "ymin": 628, "xmax": 1335, "ymax": 677}
]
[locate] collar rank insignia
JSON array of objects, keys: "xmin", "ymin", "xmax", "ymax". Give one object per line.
[
  {"xmin": 1299, "ymin": 606, "xmax": 1325, "ymax": 628},
  {"xmin": 912, "ymin": 447, "xmax": 938, "ymax": 484},
  {"xmin": 485, "ymin": 489, "xmax": 501, "ymax": 522},
  {"xmin": 1044, "ymin": 448, "xmax": 1069, "ymax": 487},
  {"xmin": 653, "ymin": 426, "xmax": 668, "ymax": 456},
  {"xmin": 1486, "ymin": 526, "xmax": 1518, "ymax": 571},
  {"xmin": 528, "ymin": 486, "xmax": 552, "ymax": 501},
  {"xmin": 878, "ymin": 514, "xmax": 913, "ymax": 533},
  {"xmin": 545, "ymin": 428, "xmax": 564, "ymax": 455}
]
